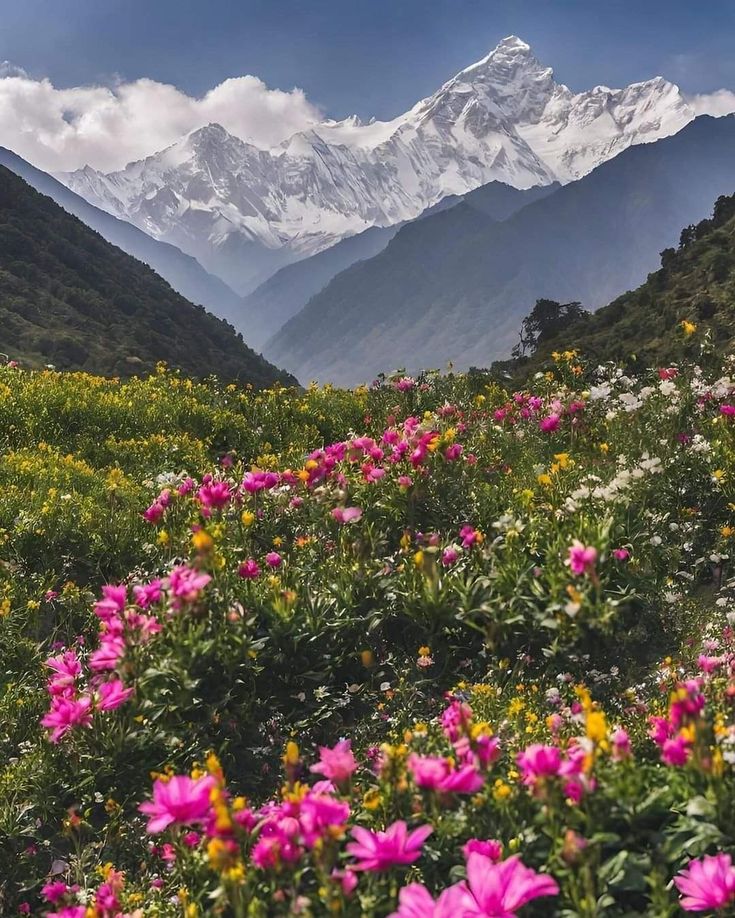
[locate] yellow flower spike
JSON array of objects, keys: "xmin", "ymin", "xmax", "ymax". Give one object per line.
[
  {"xmin": 157, "ymin": 529, "xmax": 170, "ymax": 546},
  {"xmin": 283, "ymin": 741, "xmax": 300, "ymax": 767},
  {"xmin": 586, "ymin": 710, "xmax": 608, "ymax": 744}
]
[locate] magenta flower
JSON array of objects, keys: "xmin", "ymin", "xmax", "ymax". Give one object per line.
[
  {"xmin": 238, "ymin": 558, "xmax": 261, "ymax": 580},
  {"xmin": 539, "ymin": 414, "xmax": 561, "ymax": 432},
  {"xmin": 347, "ymin": 820, "xmax": 432, "ymax": 871},
  {"xmin": 611, "ymin": 727, "xmax": 632, "ymax": 761},
  {"xmin": 89, "ymin": 635, "xmax": 126, "ymax": 672},
  {"xmin": 139, "ymin": 775, "xmax": 215, "ymax": 833},
  {"xmin": 197, "ymin": 481, "xmax": 231, "ymax": 509},
  {"xmin": 674, "ymin": 853, "xmax": 735, "ymax": 912},
  {"xmin": 454, "ymin": 853, "xmax": 559, "ymax": 916},
  {"xmin": 388, "ymin": 882, "xmax": 466, "ymax": 918},
  {"xmin": 96, "ymin": 679, "xmax": 134, "ymax": 711},
  {"xmin": 299, "ymin": 792, "xmax": 351, "ymax": 847},
  {"xmin": 566, "ymin": 540, "xmax": 598, "ymax": 576},
  {"xmin": 42, "ymin": 695, "xmax": 93, "ymax": 743},
  {"xmin": 310, "ymin": 739, "xmax": 357, "ymax": 784},
  {"xmin": 265, "ymin": 551, "xmax": 283, "ymax": 569},
  {"xmin": 45, "ymin": 651, "xmax": 82, "ymax": 695},
  {"xmin": 517, "ymin": 743, "xmax": 562, "ymax": 786},
  {"xmin": 442, "ymin": 547, "xmax": 459, "ymax": 566},
  {"xmin": 612, "ymin": 547, "xmax": 630, "ymax": 561},
  {"xmin": 143, "ymin": 501, "xmax": 165, "ymax": 524},
  {"xmin": 93, "ymin": 585, "xmax": 127, "ymax": 622},
  {"xmin": 41, "ymin": 882, "xmax": 69, "ymax": 904},
  {"xmin": 463, "ymin": 839, "xmax": 503, "ymax": 862},
  {"xmin": 167, "ymin": 565, "xmax": 211, "ymax": 606}
]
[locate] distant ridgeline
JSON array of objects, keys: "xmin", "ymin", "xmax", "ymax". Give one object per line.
[
  {"xmin": 0, "ymin": 165, "xmax": 296, "ymax": 387},
  {"xmin": 503, "ymin": 192, "xmax": 735, "ymax": 377}
]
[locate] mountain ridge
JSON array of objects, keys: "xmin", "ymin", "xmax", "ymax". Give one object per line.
[{"xmin": 58, "ymin": 36, "xmax": 697, "ymax": 293}]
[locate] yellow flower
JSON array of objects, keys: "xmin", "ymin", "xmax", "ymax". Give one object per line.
[
  {"xmin": 721, "ymin": 526, "xmax": 735, "ymax": 539},
  {"xmin": 157, "ymin": 529, "xmax": 170, "ymax": 546},
  {"xmin": 586, "ymin": 710, "xmax": 608, "ymax": 744},
  {"xmin": 363, "ymin": 788, "xmax": 382, "ymax": 810},
  {"xmin": 681, "ymin": 320, "xmax": 697, "ymax": 336},
  {"xmin": 241, "ymin": 510, "xmax": 255, "ymax": 527},
  {"xmin": 191, "ymin": 530, "xmax": 213, "ymax": 553},
  {"xmin": 417, "ymin": 645, "xmax": 432, "ymax": 658},
  {"xmin": 493, "ymin": 779, "xmax": 512, "ymax": 801}
]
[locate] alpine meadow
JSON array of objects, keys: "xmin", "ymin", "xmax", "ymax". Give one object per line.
[{"xmin": 4, "ymin": 6, "xmax": 735, "ymax": 917}]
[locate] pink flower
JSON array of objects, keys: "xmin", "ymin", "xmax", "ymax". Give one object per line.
[
  {"xmin": 407, "ymin": 754, "xmax": 450, "ymax": 790},
  {"xmin": 93, "ymin": 585, "xmax": 127, "ymax": 622},
  {"xmin": 517, "ymin": 744, "xmax": 562, "ymax": 786},
  {"xmin": 442, "ymin": 547, "xmax": 459, "ymax": 566},
  {"xmin": 539, "ymin": 414, "xmax": 561, "ymax": 433},
  {"xmin": 45, "ymin": 651, "xmax": 82, "ymax": 695},
  {"xmin": 388, "ymin": 883, "xmax": 465, "ymax": 918},
  {"xmin": 310, "ymin": 739, "xmax": 357, "ymax": 784},
  {"xmin": 674, "ymin": 853, "xmax": 735, "ymax": 912},
  {"xmin": 463, "ymin": 839, "xmax": 503, "ymax": 862},
  {"xmin": 398, "ymin": 475, "xmax": 414, "ymax": 488},
  {"xmin": 167, "ymin": 565, "xmax": 211, "ymax": 606},
  {"xmin": 89, "ymin": 635, "xmax": 126, "ymax": 672},
  {"xmin": 139, "ymin": 775, "xmax": 215, "ymax": 833},
  {"xmin": 566, "ymin": 541, "xmax": 598, "ymax": 576},
  {"xmin": 612, "ymin": 548, "xmax": 630, "ymax": 561},
  {"xmin": 347, "ymin": 820, "xmax": 432, "ymax": 871},
  {"xmin": 238, "ymin": 558, "xmax": 261, "ymax": 580},
  {"xmin": 265, "ymin": 551, "xmax": 283, "ymax": 569},
  {"xmin": 41, "ymin": 882, "xmax": 69, "ymax": 904},
  {"xmin": 197, "ymin": 481, "xmax": 231, "ymax": 509},
  {"xmin": 720, "ymin": 404, "xmax": 735, "ymax": 417},
  {"xmin": 459, "ymin": 525, "xmax": 482, "ymax": 549},
  {"xmin": 143, "ymin": 501, "xmax": 165, "ymax": 523},
  {"xmin": 331, "ymin": 868, "xmax": 359, "ymax": 896},
  {"xmin": 662, "ymin": 734, "xmax": 691, "ymax": 767},
  {"xmin": 299, "ymin": 793, "xmax": 350, "ymax": 847},
  {"xmin": 42, "ymin": 695, "xmax": 93, "ymax": 743},
  {"xmin": 453, "ymin": 853, "xmax": 559, "ymax": 916},
  {"xmin": 611, "ymin": 728, "xmax": 632, "ymax": 761},
  {"xmin": 96, "ymin": 679, "xmax": 134, "ymax": 711},
  {"xmin": 133, "ymin": 580, "xmax": 163, "ymax": 608},
  {"xmin": 332, "ymin": 506, "xmax": 363, "ymax": 524}
]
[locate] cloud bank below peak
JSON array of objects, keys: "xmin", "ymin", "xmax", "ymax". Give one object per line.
[
  {"xmin": 0, "ymin": 70, "xmax": 322, "ymax": 172},
  {"xmin": 686, "ymin": 89, "xmax": 735, "ymax": 118}
]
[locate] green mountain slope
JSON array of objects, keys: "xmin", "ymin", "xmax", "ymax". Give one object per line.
[
  {"xmin": 521, "ymin": 193, "xmax": 735, "ymax": 372},
  {"xmin": 0, "ymin": 165, "xmax": 296, "ymax": 386},
  {"xmin": 0, "ymin": 147, "xmax": 254, "ymax": 332}
]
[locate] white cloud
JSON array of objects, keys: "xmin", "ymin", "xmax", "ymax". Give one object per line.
[
  {"xmin": 686, "ymin": 89, "xmax": 735, "ymax": 117},
  {"xmin": 0, "ymin": 71, "xmax": 322, "ymax": 173}
]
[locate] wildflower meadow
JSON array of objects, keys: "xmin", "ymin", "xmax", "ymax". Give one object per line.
[{"xmin": 3, "ymin": 351, "xmax": 735, "ymax": 916}]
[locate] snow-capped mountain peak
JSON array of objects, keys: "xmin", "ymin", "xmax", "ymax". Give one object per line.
[{"xmin": 59, "ymin": 36, "xmax": 698, "ymax": 293}]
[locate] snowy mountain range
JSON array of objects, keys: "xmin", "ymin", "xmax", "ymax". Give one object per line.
[{"xmin": 59, "ymin": 36, "xmax": 697, "ymax": 294}]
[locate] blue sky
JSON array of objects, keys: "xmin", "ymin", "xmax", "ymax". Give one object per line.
[{"xmin": 4, "ymin": 0, "xmax": 735, "ymax": 121}]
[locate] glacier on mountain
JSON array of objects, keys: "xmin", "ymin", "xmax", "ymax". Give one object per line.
[{"xmin": 59, "ymin": 36, "xmax": 696, "ymax": 293}]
